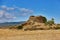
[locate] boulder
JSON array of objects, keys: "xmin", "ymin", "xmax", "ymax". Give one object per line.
[{"xmin": 22, "ymin": 16, "xmax": 48, "ymax": 30}]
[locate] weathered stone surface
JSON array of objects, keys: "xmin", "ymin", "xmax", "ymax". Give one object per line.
[
  {"xmin": 28, "ymin": 16, "xmax": 47, "ymax": 23},
  {"xmin": 22, "ymin": 16, "xmax": 48, "ymax": 30},
  {"xmin": 21, "ymin": 16, "xmax": 60, "ymax": 30}
]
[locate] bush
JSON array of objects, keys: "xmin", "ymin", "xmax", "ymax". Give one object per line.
[
  {"xmin": 43, "ymin": 16, "xmax": 47, "ymax": 23},
  {"xmin": 17, "ymin": 25, "xmax": 23, "ymax": 29},
  {"xmin": 47, "ymin": 21, "xmax": 54, "ymax": 25},
  {"xmin": 46, "ymin": 18, "xmax": 55, "ymax": 26}
]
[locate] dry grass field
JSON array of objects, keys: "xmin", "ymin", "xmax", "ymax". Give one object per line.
[{"xmin": 0, "ymin": 29, "xmax": 60, "ymax": 40}]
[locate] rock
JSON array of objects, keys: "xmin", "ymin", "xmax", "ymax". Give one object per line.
[
  {"xmin": 22, "ymin": 16, "xmax": 48, "ymax": 30},
  {"xmin": 28, "ymin": 16, "xmax": 47, "ymax": 23}
]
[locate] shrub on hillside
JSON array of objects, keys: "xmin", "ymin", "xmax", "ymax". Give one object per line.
[
  {"xmin": 42, "ymin": 16, "xmax": 47, "ymax": 23},
  {"xmin": 17, "ymin": 25, "xmax": 23, "ymax": 29},
  {"xmin": 46, "ymin": 18, "xmax": 55, "ymax": 26}
]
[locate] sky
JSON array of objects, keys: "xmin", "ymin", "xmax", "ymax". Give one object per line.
[{"xmin": 0, "ymin": 0, "xmax": 60, "ymax": 23}]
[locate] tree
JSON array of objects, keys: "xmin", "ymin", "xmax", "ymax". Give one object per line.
[
  {"xmin": 43, "ymin": 16, "xmax": 47, "ymax": 23},
  {"xmin": 51, "ymin": 18, "xmax": 54, "ymax": 24},
  {"xmin": 47, "ymin": 18, "xmax": 55, "ymax": 26}
]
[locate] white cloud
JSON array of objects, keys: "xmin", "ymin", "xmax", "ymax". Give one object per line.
[
  {"xmin": 1, "ymin": 5, "xmax": 7, "ymax": 9},
  {"xmin": 0, "ymin": 10, "xmax": 5, "ymax": 17},
  {"xmin": 19, "ymin": 8, "xmax": 34, "ymax": 16},
  {"xmin": 0, "ymin": 10, "xmax": 16, "ymax": 19},
  {"xmin": 5, "ymin": 12, "xmax": 16, "ymax": 19},
  {"xmin": 12, "ymin": 6, "xmax": 34, "ymax": 16},
  {"xmin": 7, "ymin": 7, "xmax": 15, "ymax": 10},
  {"xmin": 0, "ymin": 5, "xmax": 34, "ymax": 23},
  {"xmin": 0, "ymin": 5, "xmax": 15, "ymax": 10},
  {"xmin": 20, "ymin": 8, "xmax": 33, "ymax": 13},
  {"xmin": 0, "ymin": 10, "xmax": 16, "ymax": 23}
]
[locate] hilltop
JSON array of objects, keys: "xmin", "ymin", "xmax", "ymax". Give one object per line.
[{"xmin": 18, "ymin": 15, "xmax": 60, "ymax": 31}]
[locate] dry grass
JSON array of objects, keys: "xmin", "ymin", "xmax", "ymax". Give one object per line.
[{"xmin": 0, "ymin": 29, "xmax": 60, "ymax": 40}]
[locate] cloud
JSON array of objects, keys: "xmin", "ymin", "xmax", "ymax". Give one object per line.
[
  {"xmin": 7, "ymin": 7, "xmax": 15, "ymax": 10},
  {"xmin": 0, "ymin": 5, "xmax": 15, "ymax": 10},
  {"xmin": 19, "ymin": 8, "xmax": 34, "ymax": 16},
  {"xmin": 1, "ymin": 5, "xmax": 7, "ymax": 9},
  {"xmin": 0, "ymin": 10, "xmax": 5, "ymax": 17},
  {"xmin": 5, "ymin": 12, "xmax": 16, "ymax": 19},
  {"xmin": 0, "ymin": 5, "xmax": 34, "ymax": 23},
  {"xmin": 12, "ymin": 5, "xmax": 34, "ymax": 16},
  {"xmin": 20, "ymin": 8, "xmax": 33, "ymax": 13},
  {"xmin": 0, "ymin": 10, "xmax": 16, "ymax": 23},
  {"xmin": 0, "ymin": 10, "xmax": 16, "ymax": 19}
]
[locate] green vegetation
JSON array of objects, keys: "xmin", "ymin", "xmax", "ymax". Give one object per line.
[
  {"xmin": 17, "ymin": 25, "xmax": 23, "ymax": 29},
  {"xmin": 43, "ymin": 16, "xmax": 47, "ymax": 23},
  {"xmin": 3, "ymin": 16, "xmax": 60, "ymax": 30},
  {"xmin": 45, "ymin": 18, "xmax": 54, "ymax": 26},
  {"xmin": 47, "ymin": 18, "xmax": 55, "ymax": 25}
]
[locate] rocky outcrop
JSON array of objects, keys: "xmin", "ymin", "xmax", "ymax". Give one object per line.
[
  {"xmin": 28, "ymin": 16, "xmax": 47, "ymax": 23},
  {"xmin": 22, "ymin": 16, "xmax": 49, "ymax": 30},
  {"xmin": 20, "ymin": 15, "xmax": 59, "ymax": 31}
]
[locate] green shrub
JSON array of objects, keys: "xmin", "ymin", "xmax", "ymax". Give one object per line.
[
  {"xmin": 43, "ymin": 16, "xmax": 47, "ymax": 23},
  {"xmin": 17, "ymin": 25, "xmax": 23, "ymax": 29},
  {"xmin": 46, "ymin": 18, "xmax": 55, "ymax": 26},
  {"xmin": 47, "ymin": 21, "xmax": 54, "ymax": 25}
]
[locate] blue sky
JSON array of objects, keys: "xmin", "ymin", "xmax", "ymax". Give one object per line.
[{"xmin": 0, "ymin": 0, "xmax": 60, "ymax": 23}]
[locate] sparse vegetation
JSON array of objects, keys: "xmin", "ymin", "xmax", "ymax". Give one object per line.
[
  {"xmin": 42, "ymin": 16, "xmax": 47, "ymax": 23},
  {"xmin": 45, "ymin": 18, "xmax": 54, "ymax": 25},
  {"xmin": 17, "ymin": 25, "xmax": 23, "ymax": 29},
  {"xmin": 47, "ymin": 18, "xmax": 55, "ymax": 25},
  {"xmin": 0, "ymin": 16, "xmax": 60, "ymax": 30}
]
